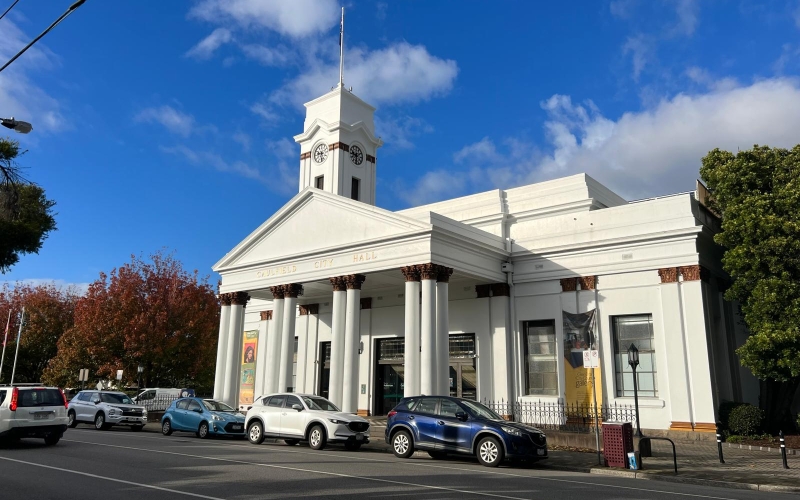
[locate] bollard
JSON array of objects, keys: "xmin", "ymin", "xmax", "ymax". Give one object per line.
[
  {"xmin": 716, "ymin": 421, "xmax": 725, "ymax": 464},
  {"xmin": 780, "ymin": 430, "xmax": 789, "ymax": 469}
]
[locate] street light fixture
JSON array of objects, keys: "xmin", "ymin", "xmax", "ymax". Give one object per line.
[
  {"xmin": 627, "ymin": 343, "xmax": 643, "ymax": 437},
  {"xmin": 1, "ymin": 117, "xmax": 32, "ymax": 134},
  {"xmin": 137, "ymin": 364, "xmax": 144, "ymax": 393}
]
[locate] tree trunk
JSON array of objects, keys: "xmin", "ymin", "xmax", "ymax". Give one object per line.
[{"xmin": 759, "ymin": 378, "xmax": 800, "ymax": 434}]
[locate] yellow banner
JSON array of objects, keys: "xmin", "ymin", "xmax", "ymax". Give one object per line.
[
  {"xmin": 563, "ymin": 310, "xmax": 602, "ymax": 406},
  {"xmin": 240, "ymin": 330, "xmax": 258, "ymax": 406}
]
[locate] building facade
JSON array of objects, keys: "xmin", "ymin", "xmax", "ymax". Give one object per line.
[{"xmin": 212, "ymin": 84, "xmax": 757, "ymax": 432}]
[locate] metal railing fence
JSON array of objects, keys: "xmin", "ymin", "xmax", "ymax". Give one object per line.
[{"xmin": 482, "ymin": 399, "xmax": 636, "ymax": 433}]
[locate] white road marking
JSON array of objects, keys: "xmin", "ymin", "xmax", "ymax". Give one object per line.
[
  {"xmin": 0, "ymin": 455, "xmax": 225, "ymax": 500},
  {"xmin": 68, "ymin": 430, "xmax": 745, "ymax": 500}
]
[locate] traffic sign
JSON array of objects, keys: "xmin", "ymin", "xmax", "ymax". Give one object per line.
[{"xmin": 582, "ymin": 350, "xmax": 600, "ymax": 368}]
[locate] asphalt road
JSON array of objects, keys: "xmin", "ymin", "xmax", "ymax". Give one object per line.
[{"xmin": 0, "ymin": 427, "xmax": 793, "ymax": 500}]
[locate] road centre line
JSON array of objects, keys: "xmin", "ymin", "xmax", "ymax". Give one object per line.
[
  {"xmin": 0, "ymin": 455, "xmax": 224, "ymax": 500},
  {"xmin": 62, "ymin": 438, "xmax": 536, "ymax": 500},
  {"xmin": 68, "ymin": 430, "xmax": 743, "ymax": 500}
]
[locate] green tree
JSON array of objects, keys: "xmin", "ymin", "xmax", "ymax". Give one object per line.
[
  {"xmin": 0, "ymin": 137, "xmax": 57, "ymax": 273},
  {"xmin": 700, "ymin": 144, "xmax": 800, "ymax": 431}
]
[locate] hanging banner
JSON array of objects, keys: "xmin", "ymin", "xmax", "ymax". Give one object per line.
[
  {"xmin": 562, "ymin": 310, "xmax": 602, "ymax": 406},
  {"xmin": 239, "ymin": 330, "xmax": 259, "ymax": 407}
]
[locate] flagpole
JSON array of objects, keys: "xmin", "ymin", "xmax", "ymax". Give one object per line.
[
  {"xmin": 9, "ymin": 307, "xmax": 23, "ymax": 386},
  {"xmin": 0, "ymin": 309, "xmax": 11, "ymax": 382},
  {"xmin": 339, "ymin": 7, "xmax": 344, "ymax": 87}
]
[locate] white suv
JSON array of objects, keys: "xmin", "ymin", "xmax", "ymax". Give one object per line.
[
  {"xmin": 0, "ymin": 386, "xmax": 69, "ymax": 445},
  {"xmin": 245, "ymin": 393, "xmax": 370, "ymax": 451},
  {"xmin": 67, "ymin": 390, "xmax": 147, "ymax": 430}
]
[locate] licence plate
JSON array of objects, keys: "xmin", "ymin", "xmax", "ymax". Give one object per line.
[
  {"xmin": 34, "ymin": 413, "xmax": 50, "ymax": 420},
  {"xmin": 355, "ymin": 433, "xmax": 364, "ymax": 441},
  {"xmin": 537, "ymin": 449, "xmax": 545, "ymax": 456},
  {"xmin": 232, "ymin": 425, "xmax": 242, "ymax": 430}
]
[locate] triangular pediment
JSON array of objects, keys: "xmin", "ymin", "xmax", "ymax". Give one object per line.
[{"xmin": 214, "ymin": 189, "xmax": 432, "ymax": 271}]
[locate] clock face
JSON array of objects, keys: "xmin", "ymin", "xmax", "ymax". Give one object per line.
[
  {"xmin": 349, "ymin": 145, "xmax": 364, "ymax": 166},
  {"xmin": 313, "ymin": 143, "xmax": 329, "ymax": 163}
]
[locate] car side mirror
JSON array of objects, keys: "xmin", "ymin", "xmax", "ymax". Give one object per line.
[
  {"xmin": 94, "ymin": 401, "xmax": 100, "ymax": 405},
  {"xmin": 291, "ymin": 404, "xmax": 303, "ymax": 412},
  {"xmin": 455, "ymin": 411, "xmax": 468, "ymax": 422},
  {"xmin": 193, "ymin": 407, "xmax": 203, "ymax": 413}
]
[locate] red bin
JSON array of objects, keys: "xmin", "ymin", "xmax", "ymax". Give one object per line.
[{"xmin": 601, "ymin": 422, "xmax": 634, "ymax": 468}]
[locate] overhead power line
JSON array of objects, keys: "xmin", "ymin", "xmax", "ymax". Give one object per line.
[{"xmin": 0, "ymin": 0, "xmax": 21, "ymax": 22}]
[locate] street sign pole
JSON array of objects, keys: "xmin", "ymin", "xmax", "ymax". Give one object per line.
[{"xmin": 584, "ymin": 349, "xmax": 602, "ymax": 465}]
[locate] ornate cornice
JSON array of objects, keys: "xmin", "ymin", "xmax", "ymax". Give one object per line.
[
  {"xmin": 345, "ymin": 274, "xmax": 366, "ymax": 290},
  {"xmin": 679, "ymin": 265, "xmax": 708, "ymax": 282},
  {"xmin": 560, "ymin": 278, "xmax": 578, "ymax": 292},
  {"xmin": 270, "ymin": 286, "xmax": 285, "ymax": 300},
  {"xmin": 219, "ymin": 293, "xmax": 234, "ymax": 306},
  {"xmin": 579, "ymin": 276, "xmax": 597, "ymax": 290},
  {"xmin": 400, "ymin": 266, "xmax": 420, "ymax": 282},
  {"xmin": 437, "ymin": 267, "xmax": 454, "ymax": 283},
  {"xmin": 283, "ymin": 283, "xmax": 304, "ymax": 298},
  {"xmin": 259, "ymin": 310, "xmax": 273, "ymax": 321},
  {"xmin": 475, "ymin": 284, "xmax": 491, "ymax": 298},
  {"xmin": 658, "ymin": 268, "xmax": 679, "ymax": 283},
  {"xmin": 330, "ymin": 276, "xmax": 347, "ymax": 292},
  {"xmin": 490, "ymin": 283, "xmax": 510, "ymax": 297},
  {"xmin": 230, "ymin": 291, "xmax": 250, "ymax": 306},
  {"xmin": 360, "ymin": 297, "xmax": 372, "ymax": 310},
  {"xmin": 300, "ymin": 152, "xmax": 311, "ymax": 160},
  {"xmin": 299, "ymin": 304, "xmax": 319, "ymax": 316},
  {"xmin": 329, "ymin": 142, "xmax": 350, "ymax": 152},
  {"xmin": 419, "ymin": 263, "xmax": 440, "ymax": 281},
  {"xmin": 366, "ymin": 154, "xmax": 376, "ymax": 164}
]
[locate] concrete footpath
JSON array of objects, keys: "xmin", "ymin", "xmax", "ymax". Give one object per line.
[{"xmin": 138, "ymin": 422, "xmax": 800, "ymax": 494}]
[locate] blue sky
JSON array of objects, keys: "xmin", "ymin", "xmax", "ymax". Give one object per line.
[{"xmin": 2, "ymin": 0, "xmax": 800, "ymax": 289}]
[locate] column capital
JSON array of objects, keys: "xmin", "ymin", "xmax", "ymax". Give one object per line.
[
  {"xmin": 230, "ymin": 291, "xmax": 250, "ymax": 306},
  {"xmin": 259, "ymin": 310, "xmax": 273, "ymax": 321},
  {"xmin": 579, "ymin": 276, "xmax": 597, "ymax": 290},
  {"xmin": 490, "ymin": 283, "xmax": 510, "ymax": 297},
  {"xmin": 330, "ymin": 276, "xmax": 347, "ymax": 291},
  {"xmin": 344, "ymin": 274, "xmax": 366, "ymax": 290},
  {"xmin": 283, "ymin": 283, "xmax": 304, "ymax": 298},
  {"xmin": 400, "ymin": 266, "xmax": 420, "ymax": 282},
  {"xmin": 476, "ymin": 284, "xmax": 491, "ymax": 298},
  {"xmin": 437, "ymin": 267, "xmax": 454, "ymax": 283},
  {"xmin": 419, "ymin": 263, "xmax": 439, "ymax": 280},
  {"xmin": 219, "ymin": 293, "xmax": 234, "ymax": 306},
  {"xmin": 299, "ymin": 304, "xmax": 319, "ymax": 315},
  {"xmin": 360, "ymin": 297, "xmax": 372, "ymax": 309},
  {"xmin": 560, "ymin": 278, "xmax": 578, "ymax": 292},
  {"xmin": 658, "ymin": 267, "xmax": 679, "ymax": 283},
  {"xmin": 679, "ymin": 265, "xmax": 708, "ymax": 282},
  {"xmin": 270, "ymin": 285, "xmax": 285, "ymax": 299}
]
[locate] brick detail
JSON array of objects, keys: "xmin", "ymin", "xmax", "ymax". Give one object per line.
[
  {"xmin": 679, "ymin": 265, "xmax": 708, "ymax": 282},
  {"xmin": 475, "ymin": 284, "xmax": 491, "ymax": 298},
  {"xmin": 658, "ymin": 268, "xmax": 679, "ymax": 283},
  {"xmin": 329, "ymin": 142, "xmax": 350, "ymax": 152},
  {"xmin": 357, "ymin": 409, "xmax": 370, "ymax": 416},
  {"xmin": 360, "ymin": 297, "xmax": 372, "ymax": 310},
  {"xmin": 579, "ymin": 276, "xmax": 597, "ymax": 290},
  {"xmin": 560, "ymin": 278, "xmax": 578, "ymax": 292},
  {"xmin": 259, "ymin": 310, "xmax": 273, "ymax": 321},
  {"xmin": 490, "ymin": 283, "xmax": 510, "ymax": 297},
  {"xmin": 366, "ymin": 154, "xmax": 376, "ymax": 164},
  {"xmin": 299, "ymin": 304, "xmax": 319, "ymax": 315},
  {"xmin": 300, "ymin": 152, "xmax": 311, "ymax": 160}
]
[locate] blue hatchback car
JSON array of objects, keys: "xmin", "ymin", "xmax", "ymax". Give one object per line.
[
  {"xmin": 161, "ymin": 397, "xmax": 246, "ymax": 439},
  {"xmin": 385, "ymin": 396, "xmax": 547, "ymax": 467}
]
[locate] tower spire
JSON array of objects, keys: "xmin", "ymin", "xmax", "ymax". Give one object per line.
[{"xmin": 338, "ymin": 7, "xmax": 344, "ymax": 87}]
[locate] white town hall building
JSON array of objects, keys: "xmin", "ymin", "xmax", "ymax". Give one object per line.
[{"xmin": 210, "ymin": 81, "xmax": 757, "ymax": 433}]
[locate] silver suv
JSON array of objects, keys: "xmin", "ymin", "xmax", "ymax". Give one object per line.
[
  {"xmin": 0, "ymin": 385, "xmax": 69, "ymax": 445},
  {"xmin": 68, "ymin": 390, "xmax": 147, "ymax": 431}
]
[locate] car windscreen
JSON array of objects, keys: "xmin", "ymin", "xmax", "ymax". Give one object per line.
[
  {"xmin": 18, "ymin": 389, "xmax": 64, "ymax": 407},
  {"xmin": 302, "ymin": 396, "xmax": 339, "ymax": 411},
  {"xmin": 203, "ymin": 400, "xmax": 235, "ymax": 412},
  {"xmin": 460, "ymin": 400, "xmax": 503, "ymax": 420},
  {"xmin": 100, "ymin": 393, "xmax": 134, "ymax": 405}
]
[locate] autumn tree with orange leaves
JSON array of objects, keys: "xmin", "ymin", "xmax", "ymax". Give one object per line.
[
  {"xmin": 0, "ymin": 283, "xmax": 79, "ymax": 384},
  {"xmin": 42, "ymin": 251, "xmax": 220, "ymax": 390}
]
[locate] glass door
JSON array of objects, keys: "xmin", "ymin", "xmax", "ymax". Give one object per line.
[{"xmin": 317, "ymin": 341, "xmax": 330, "ymax": 399}]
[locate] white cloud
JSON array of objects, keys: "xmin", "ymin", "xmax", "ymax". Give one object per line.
[
  {"xmin": 794, "ymin": 1, "xmax": 800, "ymax": 29},
  {"xmin": 250, "ymin": 102, "xmax": 280, "ymax": 123},
  {"xmin": 375, "ymin": 115, "xmax": 433, "ymax": 150},
  {"xmin": 610, "ymin": 0, "xmax": 637, "ymax": 19},
  {"xmin": 671, "ymin": 0, "xmax": 699, "ymax": 36},
  {"xmin": 161, "ymin": 144, "xmax": 265, "ymax": 182},
  {"xmin": 185, "ymin": 28, "xmax": 232, "ymax": 59},
  {"xmin": 773, "ymin": 44, "xmax": 800, "ymax": 74},
  {"xmin": 135, "ymin": 106, "xmax": 196, "ymax": 137},
  {"xmin": 402, "ymin": 78, "xmax": 800, "ymax": 205},
  {"xmin": 0, "ymin": 19, "xmax": 66, "ymax": 133},
  {"xmin": 622, "ymin": 35, "xmax": 653, "ymax": 81},
  {"xmin": 232, "ymin": 132, "xmax": 251, "ymax": 151},
  {"xmin": 189, "ymin": 0, "xmax": 339, "ymax": 38},
  {"xmin": 0, "ymin": 279, "xmax": 90, "ymax": 295},
  {"xmin": 240, "ymin": 43, "xmax": 291, "ymax": 66}
]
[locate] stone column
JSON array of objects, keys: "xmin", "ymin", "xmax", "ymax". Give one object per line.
[
  {"xmin": 343, "ymin": 274, "xmax": 366, "ymax": 413},
  {"xmin": 213, "ymin": 293, "xmax": 232, "ymax": 401},
  {"xmin": 328, "ymin": 277, "xmax": 347, "ymax": 407},
  {"xmin": 490, "ymin": 283, "xmax": 512, "ymax": 403},
  {"xmin": 296, "ymin": 304, "xmax": 318, "ymax": 394},
  {"xmin": 657, "ymin": 268, "xmax": 693, "ymax": 430},
  {"xmin": 254, "ymin": 310, "xmax": 272, "ymax": 397},
  {"xmin": 436, "ymin": 267, "xmax": 453, "ymax": 396},
  {"xmin": 420, "ymin": 264, "xmax": 438, "ymax": 396},
  {"xmin": 278, "ymin": 284, "xmax": 303, "ymax": 393},
  {"xmin": 264, "ymin": 286, "xmax": 285, "ymax": 394},
  {"xmin": 222, "ymin": 291, "xmax": 249, "ymax": 408},
  {"xmin": 402, "ymin": 266, "xmax": 421, "ymax": 397}
]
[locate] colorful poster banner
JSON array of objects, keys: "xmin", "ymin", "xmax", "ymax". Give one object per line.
[
  {"xmin": 562, "ymin": 310, "xmax": 602, "ymax": 406},
  {"xmin": 239, "ymin": 330, "xmax": 259, "ymax": 406}
]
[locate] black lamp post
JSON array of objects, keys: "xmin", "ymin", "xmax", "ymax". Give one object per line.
[
  {"xmin": 1, "ymin": 117, "xmax": 33, "ymax": 134},
  {"xmin": 137, "ymin": 364, "xmax": 144, "ymax": 393},
  {"xmin": 627, "ymin": 343, "xmax": 643, "ymax": 437}
]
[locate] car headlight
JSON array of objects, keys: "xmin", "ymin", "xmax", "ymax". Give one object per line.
[
  {"xmin": 328, "ymin": 418, "xmax": 347, "ymax": 425},
  {"xmin": 212, "ymin": 414, "xmax": 223, "ymax": 421},
  {"xmin": 501, "ymin": 426, "xmax": 522, "ymax": 437},
  {"xmin": 142, "ymin": 409, "xmax": 148, "ymax": 417}
]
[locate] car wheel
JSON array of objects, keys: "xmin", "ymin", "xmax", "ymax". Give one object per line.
[
  {"xmin": 428, "ymin": 451, "xmax": 448, "ymax": 460},
  {"xmin": 67, "ymin": 411, "xmax": 78, "ymax": 428},
  {"xmin": 308, "ymin": 424, "xmax": 326, "ymax": 450},
  {"xmin": 94, "ymin": 413, "xmax": 108, "ymax": 431},
  {"xmin": 131, "ymin": 425, "xmax": 144, "ymax": 432},
  {"xmin": 198, "ymin": 422, "xmax": 210, "ymax": 439},
  {"xmin": 476, "ymin": 436, "xmax": 504, "ymax": 467},
  {"xmin": 248, "ymin": 421, "xmax": 264, "ymax": 445},
  {"xmin": 392, "ymin": 430, "xmax": 414, "ymax": 459},
  {"xmin": 44, "ymin": 433, "xmax": 61, "ymax": 446},
  {"xmin": 162, "ymin": 419, "xmax": 173, "ymax": 436},
  {"xmin": 284, "ymin": 439, "xmax": 299, "ymax": 446},
  {"xmin": 344, "ymin": 441, "xmax": 361, "ymax": 451}
]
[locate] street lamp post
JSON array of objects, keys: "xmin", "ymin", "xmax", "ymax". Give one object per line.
[
  {"xmin": 627, "ymin": 343, "xmax": 643, "ymax": 437},
  {"xmin": 1, "ymin": 117, "xmax": 33, "ymax": 134},
  {"xmin": 137, "ymin": 364, "xmax": 144, "ymax": 393}
]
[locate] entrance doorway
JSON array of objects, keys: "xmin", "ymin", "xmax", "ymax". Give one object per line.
[
  {"xmin": 373, "ymin": 334, "xmax": 476, "ymax": 415},
  {"xmin": 317, "ymin": 341, "xmax": 330, "ymax": 399}
]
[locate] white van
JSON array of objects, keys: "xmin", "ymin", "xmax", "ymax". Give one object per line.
[{"xmin": 132, "ymin": 388, "xmax": 182, "ymax": 411}]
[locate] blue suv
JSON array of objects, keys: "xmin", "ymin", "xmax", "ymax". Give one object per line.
[{"xmin": 385, "ymin": 396, "xmax": 547, "ymax": 467}]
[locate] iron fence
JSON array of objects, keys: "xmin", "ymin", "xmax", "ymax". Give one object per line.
[
  {"xmin": 135, "ymin": 395, "xmax": 182, "ymax": 412},
  {"xmin": 482, "ymin": 399, "xmax": 637, "ymax": 433}
]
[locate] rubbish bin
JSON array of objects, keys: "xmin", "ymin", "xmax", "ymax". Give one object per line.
[{"xmin": 602, "ymin": 421, "xmax": 634, "ymax": 468}]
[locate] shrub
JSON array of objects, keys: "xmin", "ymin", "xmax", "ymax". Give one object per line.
[
  {"xmin": 718, "ymin": 400, "xmax": 746, "ymax": 431},
  {"xmin": 727, "ymin": 404, "xmax": 764, "ymax": 436}
]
